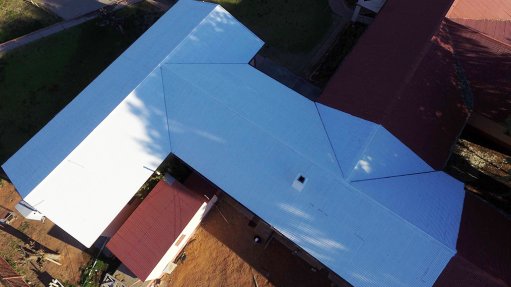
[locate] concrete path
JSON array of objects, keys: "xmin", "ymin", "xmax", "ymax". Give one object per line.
[
  {"xmin": 0, "ymin": 0, "xmax": 145, "ymax": 54},
  {"xmin": 0, "ymin": 14, "xmax": 95, "ymax": 54}
]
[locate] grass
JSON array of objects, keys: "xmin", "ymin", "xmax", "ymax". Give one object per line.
[
  {"xmin": 0, "ymin": 0, "xmax": 60, "ymax": 43},
  {"xmin": 80, "ymin": 258, "xmax": 108, "ymax": 287},
  {"xmin": 210, "ymin": 0, "xmax": 333, "ymax": 53},
  {"xmin": 0, "ymin": 2, "xmax": 164, "ymax": 163}
]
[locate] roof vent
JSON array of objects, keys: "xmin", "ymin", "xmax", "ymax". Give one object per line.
[{"xmin": 292, "ymin": 174, "xmax": 307, "ymax": 191}]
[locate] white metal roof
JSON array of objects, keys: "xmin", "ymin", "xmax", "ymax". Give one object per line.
[
  {"xmin": 163, "ymin": 63, "xmax": 464, "ymax": 287},
  {"xmin": 2, "ymin": 1, "xmax": 465, "ymax": 286},
  {"xmin": 2, "ymin": 0, "xmax": 262, "ymax": 247}
]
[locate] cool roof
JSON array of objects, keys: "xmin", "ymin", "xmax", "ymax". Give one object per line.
[{"xmin": 2, "ymin": 1, "xmax": 465, "ymax": 286}]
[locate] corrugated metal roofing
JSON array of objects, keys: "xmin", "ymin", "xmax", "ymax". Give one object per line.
[
  {"xmin": 318, "ymin": 0, "xmax": 469, "ymax": 170},
  {"xmin": 2, "ymin": 1, "xmax": 468, "ymax": 286},
  {"xmin": 317, "ymin": 105, "xmax": 434, "ymax": 181},
  {"xmin": 447, "ymin": 0, "xmax": 511, "ymax": 20},
  {"xmin": 106, "ymin": 179, "xmax": 205, "ymax": 281},
  {"xmin": 2, "ymin": 0, "xmax": 263, "ymax": 248},
  {"xmin": 162, "ymin": 62, "xmax": 464, "ymax": 287},
  {"xmin": 446, "ymin": 20, "xmax": 511, "ymax": 122},
  {"xmin": 450, "ymin": 19, "xmax": 511, "ymax": 45},
  {"xmin": 0, "ymin": 257, "xmax": 29, "ymax": 287},
  {"xmin": 454, "ymin": 193, "xmax": 511, "ymax": 285},
  {"xmin": 434, "ymin": 254, "xmax": 508, "ymax": 287},
  {"xmin": 352, "ymin": 172, "xmax": 464, "ymax": 250}
]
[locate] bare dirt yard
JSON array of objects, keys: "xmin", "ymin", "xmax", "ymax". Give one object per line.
[
  {"xmin": 0, "ymin": 179, "xmax": 90, "ymax": 286},
  {"xmin": 162, "ymin": 195, "xmax": 346, "ymax": 287}
]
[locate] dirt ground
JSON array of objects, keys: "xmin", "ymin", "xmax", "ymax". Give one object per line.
[
  {"xmin": 0, "ymin": 179, "xmax": 90, "ymax": 286},
  {"xmin": 162, "ymin": 195, "xmax": 345, "ymax": 287}
]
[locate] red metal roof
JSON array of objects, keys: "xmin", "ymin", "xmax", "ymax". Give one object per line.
[
  {"xmin": 106, "ymin": 179, "xmax": 207, "ymax": 281},
  {"xmin": 450, "ymin": 19, "xmax": 511, "ymax": 46},
  {"xmin": 454, "ymin": 192, "xmax": 511, "ymax": 285},
  {"xmin": 447, "ymin": 0, "xmax": 511, "ymax": 20},
  {"xmin": 446, "ymin": 20, "xmax": 511, "ymax": 122},
  {"xmin": 318, "ymin": 0, "xmax": 469, "ymax": 169},
  {"xmin": 0, "ymin": 257, "xmax": 29, "ymax": 287},
  {"xmin": 434, "ymin": 192, "xmax": 511, "ymax": 286},
  {"xmin": 434, "ymin": 254, "xmax": 508, "ymax": 287}
]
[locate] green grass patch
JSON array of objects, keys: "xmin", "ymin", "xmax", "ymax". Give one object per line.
[
  {"xmin": 0, "ymin": 2, "xmax": 164, "ymax": 163},
  {"xmin": 211, "ymin": 0, "xmax": 333, "ymax": 52},
  {"xmin": 0, "ymin": 0, "xmax": 60, "ymax": 43},
  {"xmin": 80, "ymin": 258, "xmax": 108, "ymax": 287}
]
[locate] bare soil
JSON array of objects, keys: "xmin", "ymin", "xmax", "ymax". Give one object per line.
[
  {"xmin": 0, "ymin": 180, "xmax": 90, "ymax": 286},
  {"xmin": 162, "ymin": 195, "xmax": 345, "ymax": 287}
]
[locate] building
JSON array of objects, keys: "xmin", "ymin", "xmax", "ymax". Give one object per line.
[
  {"xmin": 107, "ymin": 174, "xmax": 217, "ymax": 281},
  {"xmin": 2, "ymin": 1, "xmax": 481, "ymax": 286}
]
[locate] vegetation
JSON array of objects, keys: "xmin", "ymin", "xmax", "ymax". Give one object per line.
[
  {"xmin": 80, "ymin": 258, "xmax": 108, "ymax": 287},
  {"xmin": 210, "ymin": 0, "xmax": 333, "ymax": 53},
  {"xmin": 0, "ymin": 2, "xmax": 164, "ymax": 163},
  {"xmin": 0, "ymin": 0, "xmax": 60, "ymax": 43},
  {"xmin": 136, "ymin": 154, "xmax": 193, "ymax": 199}
]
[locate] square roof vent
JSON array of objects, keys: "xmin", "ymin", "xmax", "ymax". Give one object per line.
[{"xmin": 292, "ymin": 174, "xmax": 307, "ymax": 191}]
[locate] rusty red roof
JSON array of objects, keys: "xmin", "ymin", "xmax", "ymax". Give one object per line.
[
  {"xmin": 434, "ymin": 192, "xmax": 511, "ymax": 286},
  {"xmin": 318, "ymin": 0, "xmax": 469, "ymax": 169},
  {"xmin": 106, "ymin": 178, "xmax": 207, "ymax": 281},
  {"xmin": 447, "ymin": 0, "xmax": 511, "ymax": 20},
  {"xmin": 0, "ymin": 257, "xmax": 29, "ymax": 287},
  {"xmin": 447, "ymin": 19, "xmax": 511, "ymax": 122},
  {"xmin": 450, "ymin": 19, "xmax": 511, "ymax": 45},
  {"xmin": 434, "ymin": 254, "xmax": 508, "ymax": 287}
]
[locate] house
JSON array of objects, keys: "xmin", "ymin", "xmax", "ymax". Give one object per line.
[
  {"xmin": 320, "ymin": 0, "xmax": 470, "ymax": 170},
  {"xmin": 2, "ymin": 1, "xmax": 470, "ymax": 286},
  {"xmin": 321, "ymin": 0, "xmax": 511, "ymax": 285},
  {"xmin": 106, "ymin": 173, "xmax": 217, "ymax": 281},
  {"xmin": 323, "ymin": 0, "xmax": 511, "ymax": 168},
  {"xmin": 445, "ymin": 0, "xmax": 511, "ymax": 150}
]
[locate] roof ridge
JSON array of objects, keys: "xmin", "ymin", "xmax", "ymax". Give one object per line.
[
  {"xmin": 449, "ymin": 17, "xmax": 511, "ymax": 22},
  {"xmin": 314, "ymin": 102, "xmax": 346, "ymax": 178},
  {"xmin": 349, "ymin": 170, "xmax": 438, "ymax": 183},
  {"xmin": 345, "ymin": 124, "xmax": 381, "ymax": 181},
  {"xmin": 161, "ymin": 64, "xmax": 345, "ymax": 178}
]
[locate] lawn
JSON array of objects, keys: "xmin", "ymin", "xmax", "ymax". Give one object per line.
[
  {"xmin": 211, "ymin": 0, "xmax": 333, "ymax": 53},
  {"xmin": 0, "ymin": 2, "xmax": 164, "ymax": 163},
  {"xmin": 0, "ymin": 0, "xmax": 60, "ymax": 43}
]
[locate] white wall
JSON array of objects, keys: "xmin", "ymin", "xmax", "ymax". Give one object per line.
[{"xmin": 145, "ymin": 196, "xmax": 217, "ymax": 281}]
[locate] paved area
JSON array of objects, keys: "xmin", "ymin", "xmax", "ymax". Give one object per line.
[
  {"xmin": 0, "ymin": 0, "xmax": 149, "ymax": 54},
  {"xmin": 0, "ymin": 14, "xmax": 95, "ymax": 54}
]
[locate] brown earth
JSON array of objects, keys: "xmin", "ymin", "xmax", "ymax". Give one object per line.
[
  {"xmin": 0, "ymin": 179, "xmax": 90, "ymax": 286},
  {"xmin": 162, "ymin": 195, "xmax": 345, "ymax": 287}
]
